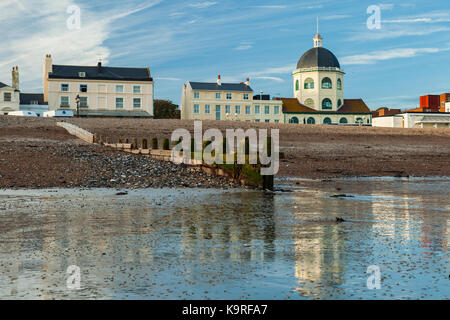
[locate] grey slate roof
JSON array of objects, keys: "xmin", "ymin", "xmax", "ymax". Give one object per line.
[
  {"xmin": 189, "ymin": 82, "xmax": 253, "ymax": 92},
  {"xmin": 0, "ymin": 82, "xmax": 10, "ymax": 88},
  {"xmin": 49, "ymin": 64, "xmax": 153, "ymax": 82},
  {"xmin": 20, "ymin": 93, "xmax": 47, "ymax": 105},
  {"xmin": 297, "ymin": 47, "xmax": 341, "ymax": 69}
]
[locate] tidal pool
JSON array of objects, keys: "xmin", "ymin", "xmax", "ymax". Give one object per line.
[{"xmin": 0, "ymin": 178, "xmax": 448, "ymax": 300}]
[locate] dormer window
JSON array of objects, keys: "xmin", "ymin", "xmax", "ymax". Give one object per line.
[
  {"xmin": 78, "ymin": 72, "xmax": 86, "ymax": 78},
  {"xmin": 80, "ymin": 84, "xmax": 88, "ymax": 92}
]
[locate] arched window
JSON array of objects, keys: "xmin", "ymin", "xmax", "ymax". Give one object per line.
[
  {"xmin": 322, "ymin": 98, "xmax": 332, "ymax": 110},
  {"xmin": 323, "ymin": 117, "xmax": 332, "ymax": 125},
  {"xmin": 290, "ymin": 117, "xmax": 299, "ymax": 124},
  {"xmin": 337, "ymin": 99, "xmax": 342, "ymax": 108},
  {"xmin": 295, "ymin": 80, "xmax": 299, "ymax": 91},
  {"xmin": 322, "ymin": 77, "xmax": 332, "ymax": 89},
  {"xmin": 356, "ymin": 118, "xmax": 363, "ymax": 124},
  {"xmin": 304, "ymin": 78, "xmax": 314, "ymax": 89},
  {"xmin": 337, "ymin": 79, "xmax": 342, "ymax": 90},
  {"xmin": 304, "ymin": 98, "xmax": 315, "ymax": 108},
  {"xmin": 339, "ymin": 118, "xmax": 348, "ymax": 124},
  {"xmin": 307, "ymin": 117, "xmax": 316, "ymax": 124}
]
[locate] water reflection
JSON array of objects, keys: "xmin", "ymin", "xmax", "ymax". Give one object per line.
[{"xmin": 0, "ymin": 179, "xmax": 448, "ymax": 300}]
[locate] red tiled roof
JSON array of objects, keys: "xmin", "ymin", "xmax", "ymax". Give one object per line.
[
  {"xmin": 337, "ymin": 99, "xmax": 370, "ymax": 113},
  {"xmin": 278, "ymin": 98, "xmax": 371, "ymax": 114}
]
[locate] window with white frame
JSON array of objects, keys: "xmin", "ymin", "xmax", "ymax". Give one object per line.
[
  {"xmin": 194, "ymin": 104, "xmax": 200, "ymax": 114},
  {"xmin": 133, "ymin": 98, "xmax": 141, "ymax": 108},
  {"xmin": 80, "ymin": 84, "xmax": 88, "ymax": 93},
  {"xmin": 4, "ymin": 92, "xmax": 11, "ymax": 102},
  {"xmin": 61, "ymin": 84, "xmax": 69, "ymax": 92},
  {"xmin": 216, "ymin": 93, "xmax": 221, "ymax": 99},
  {"xmin": 226, "ymin": 93, "xmax": 232, "ymax": 100},
  {"xmin": 79, "ymin": 97, "xmax": 88, "ymax": 108},
  {"xmin": 255, "ymin": 105, "xmax": 260, "ymax": 114},
  {"xmin": 205, "ymin": 105, "xmax": 211, "ymax": 114},
  {"xmin": 274, "ymin": 106, "xmax": 280, "ymax": 115},
  {"xmin": 60, "ymin": 96, "xmax": 69, "ymax": 107},
  {"xmin": 133, "ymin": 85, "xmax": 141, "ymax": 94},
  {"xmin": 245, "ymin": 105, "xmax": 251, "ymax": 115},
  {"xmin": 265, "ymin": 106, "xmax": 270, "ymax": 115},
  {"xmin": 243, "ymin": 94, "xmax": 249, "ymax": 100},
  {"xmin": 194, "ymin": 92, "xmax": 200, "ymax": 99},
  {"xmin": 115, "ymin": 85, "xmax": 124, "ymax": 93},
  {"xmin": 255, "ymin": 119, "xmax": 260, "ymax": 123},
  {"xmin": 225, "ymin": 105, "xmax": 231, "ymax": 114},
  {"xmin": 265, "ymin": 120, "xmax": 270, "ymax": 123},
  {"xmin": 116, "ymin": 97, "xmax": 124, "ymax": 108},
  {"xmin": 235, "ymin": 105, "xmax": 241, "ymax": 114}
]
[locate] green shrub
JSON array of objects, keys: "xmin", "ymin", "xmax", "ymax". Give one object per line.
[
  {"xmin": 163, "ymin": 138, "xmax": 170, "ymax": 150},
  {"xmin": 151, "ymin": 138, "xmax": 158, "ymax": 149}
]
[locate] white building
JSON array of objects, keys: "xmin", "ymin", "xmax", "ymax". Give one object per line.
[
  {"xmin": 43, "ymin": 54, "xmax": 154, "ymax": 117},
  {"xmin": 373, "ymin": 112, "xmax": 450, "ymax": 128},
  {"xmin": 281, "ymin": 32, "xmax": 372, "ymax": 125},
  {"xmin": 0, "ymin": 67, "xmax": 20, "ymax": 115},
  {"xmin": 180, "ymin": 77, "xmax": 283, "ymax": 123},
  {"xmin": 20, "ymin": 93, "xmax": 48, "ymax": 117}
]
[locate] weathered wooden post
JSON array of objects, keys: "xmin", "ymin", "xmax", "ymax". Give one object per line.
[
  {"xmin": 262, "ymin": 136, "xmax": 274, "ymax": 191},
  {"xmin": 141, "ymin": 138, "xmax": 148, "ymax": 150},
  {"xmin": 151, "ymin": 138, "xmax": 158, "ymax": 150}
]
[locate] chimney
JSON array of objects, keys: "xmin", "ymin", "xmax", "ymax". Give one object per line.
[
  {"xmin": 245, "ymin": 78, "xmax": 250, "ymax": 86},
  {"xmin": 217, "ymin": 75, "xmax": 222, "ymax": 86},
  {"xmin": 97, "ymin": 61, "xmax": 102, "ymax": 73},
  {"xmin": 43, "ymin": 54, "xmax": 53, "ymax": 103},
  {"xmin": 12, "ymin": 66, "xmax": 19, "ymax": 91}
]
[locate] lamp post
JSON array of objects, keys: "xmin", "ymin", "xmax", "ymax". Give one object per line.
[{"xmin": 75, "ymin": 94, "xmax": 80, "ymax": 118}]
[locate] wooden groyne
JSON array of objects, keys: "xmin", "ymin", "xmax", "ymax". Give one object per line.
[{"xmin": 58, "ymin": 122, "xmax": 274, "ymax": 190}]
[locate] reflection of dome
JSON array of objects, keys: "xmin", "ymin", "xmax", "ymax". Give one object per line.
[{"xmin": 297, "ymin": 47, "xmax": 341, "ymax": 69}]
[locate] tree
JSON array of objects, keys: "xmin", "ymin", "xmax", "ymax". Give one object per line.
[{"xmin": 153, "ymin": 99, "xmax": 180, "ymax": 119}]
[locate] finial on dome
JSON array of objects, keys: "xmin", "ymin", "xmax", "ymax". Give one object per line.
[{"xmin": 313, "ymin": 17, "xmax": 323, "ymax": 48}]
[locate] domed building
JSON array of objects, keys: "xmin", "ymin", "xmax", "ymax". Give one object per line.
[{"xmin": 280, "ymin": 32, "xmax": 372, "ymax": 125}]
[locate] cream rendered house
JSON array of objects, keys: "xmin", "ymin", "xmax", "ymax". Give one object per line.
[
  {"xmin": 44, "ymin": 55, "xmax": 154, "ymax": 117},
  {"xmin": 180, "ymin": 76, "xmax": 283, "ymax": 123},
  {"xmin": 0, "ymin": 67, "xmax": 20, "ymax": 115}
]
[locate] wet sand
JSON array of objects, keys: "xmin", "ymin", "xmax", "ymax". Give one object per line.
[{"xmin": 0, "ymin": 178, "xmax": 448, "ymax": 300}]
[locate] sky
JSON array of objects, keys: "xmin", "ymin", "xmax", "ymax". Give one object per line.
[{"xmin": 1, "ymin": 0, "xmax": 450, "ymax": 110}]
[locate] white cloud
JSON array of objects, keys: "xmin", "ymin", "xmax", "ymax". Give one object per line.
[
  {"xmin": 189, "ymin": 1, "xmax": 217, "ymax": 9},
  {"xmin": 253, "ymin": 76, "xmax": 284, "ymax": 83},
  {"xmin": 341, "ymin": 48, "xmax": 445, "ymax": 65},
  {"xmin": 155, "ymin": 77, "xmax": 182, "ymax": 81},
  {"xmin": 379, "ymin": 3, "xmax": 394, "ymax": 11},
  {"xmin": 234, "ymin": 44, "xmax": 252, "ymax": 51},
  {"xmin": 0, "ymin": 0, "xmax": 161, "ymax": 92},
  {"xmin": 249, "ymin": 5, "xmax": 287, "ymax": 9}
]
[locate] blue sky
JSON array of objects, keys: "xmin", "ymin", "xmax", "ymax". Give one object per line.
[{"xmin": 1, "ymin": 0, "xmax": 450, "ymax": 109}]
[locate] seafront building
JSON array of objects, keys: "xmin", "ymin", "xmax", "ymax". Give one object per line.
[
  {"xmin": 0, "ymin": 67, "xmax": 20, "ymax": 115},
  {"xmin": 279, "ymin": 32, "xmax": 372, "ymax": 125},
  {"xmin": 180, "ymin": 77, "xmax": 283, "ymax": 123},
  {"xmin": 43, "ymin": 54, "xmax": 154, "ymax": 117},
  {"xmin": 180, "ymin": 32, "xmax": 372, "ymax": 125}
]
